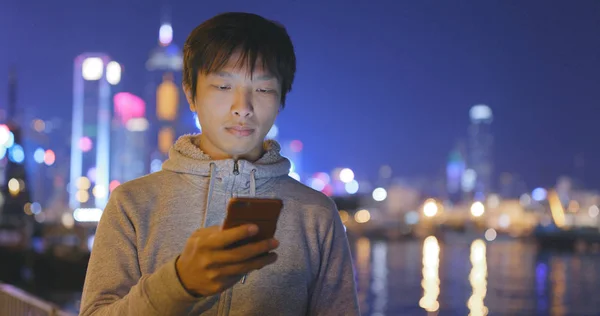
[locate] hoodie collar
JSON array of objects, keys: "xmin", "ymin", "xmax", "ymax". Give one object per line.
[{"xmin": 161, "ymin": 134, "xmax": 291, "ymax": 180}]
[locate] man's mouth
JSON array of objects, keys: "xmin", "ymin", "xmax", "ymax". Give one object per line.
[{"xmin": 225, "ymin": 126, "xmax": 255, "ymax": 137}]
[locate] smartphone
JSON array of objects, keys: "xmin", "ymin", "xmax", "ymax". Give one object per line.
[{"xmin": 221, "ymin": 197, "xmax": 283, "ymax": 249}]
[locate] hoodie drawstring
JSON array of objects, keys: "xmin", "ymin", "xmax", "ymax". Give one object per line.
[
  {"xmin": 200, "ymin": 163, "xmax": 258, "ymax": 284},
  {"xmin": 250, "ymin": 169, "xmax": 257, "ymax": 197},
  {"xmin": 203, "ymin": 164, "xmax": 256, "ymax": 229},
  {"xmin": 240, "ymin": 168, "xmax": 257, "ymax": 285},
  {"xmin": 201, "ymin": 162, "xmax": 217, "ymax": 228}
]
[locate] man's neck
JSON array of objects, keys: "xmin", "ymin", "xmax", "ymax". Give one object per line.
[{"xmin": 194, "ymin": 134, "xmax": 264, "ymax": 162}]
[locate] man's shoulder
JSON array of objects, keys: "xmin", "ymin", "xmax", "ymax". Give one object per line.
[
  {"xmin": 105, "ymin": 170, "xmax": 187, "ymax": 223},
  {"xmin": 277, "ymin": 176, "xmax": 337, "ymax": 213},
  {"xmin": 276, "ymin": 177, "xmax": 342, "ymax": 236},
  {"xmin": 109, "ymin": 170, "xmax": 177, "ymax": 203}
]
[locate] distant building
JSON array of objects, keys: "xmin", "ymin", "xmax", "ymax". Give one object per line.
[
  {"xmin": 0, "ymin": 69, "xmax": 32, "ymax": 229},
  {"xmin": 145, "ymin": 22, "xmax": 188, "ymax": 173},
  {"xmin": 466, "ymin": 104, "xmax": 494, "ymax": 200},
  {"xmin": 497, "ymin": 172, "xmax": 528, "ymax": 199},
  {"xmin": 70, "ymin": 53, "xmax": 122, "ymax": 212},
  {"xmin": 111, "ymin": 92, "xmax": 148, "ymax": 184},
  {"xmin": 446, "ymin": 141, "xmax": 467, "ymax": 202},
  {"xmin": 24, "ymin": 117, "xmax": 65, "ymax": 208}
]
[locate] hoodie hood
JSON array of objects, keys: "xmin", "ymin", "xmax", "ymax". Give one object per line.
[
  {"xmin": 162, "ymin": 134, "xmax": 291, "ymax": 183},
  {"xmin": 162, "ymin": 134, "xmax": 292, "ymax": 235}
]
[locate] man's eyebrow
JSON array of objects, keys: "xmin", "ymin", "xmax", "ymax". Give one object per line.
[
  {"xmin": 211, "ymin": 71, "xmax": 276, "ymax": 81},
  {"xmin": 212, "ymin": 70, "xmax": 277, "ymax": 81},
  {"xmin": 253, "ymin": 74, "xmax": 276, "ymax": 81},
  {"xmin": 214, "ymin": 71, "xmax": 234, "ymax": 78}
]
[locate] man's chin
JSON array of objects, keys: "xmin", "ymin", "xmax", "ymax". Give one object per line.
[{"xmin": 222, "ymin": 143, "xmax": 264, "ymax": 160}]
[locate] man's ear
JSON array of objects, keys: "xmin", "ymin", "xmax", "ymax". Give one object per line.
[{"xmin": 183, "ymin": 84, "xmax": 195, "ymax": 112}]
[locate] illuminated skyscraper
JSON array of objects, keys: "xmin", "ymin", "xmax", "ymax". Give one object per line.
[
  {"xmin": 26, "ymin": 117, "xmax": 61, "ymax": 210},
  {"xmin": 446, "ymin": 142, "xmax": 466, "ymax": 202},
  {"xmin": 70, "ymin": 53, "xmax": 122, "ymax": 213},
  {"xmin": 111, "ymin": 92, "xmax": 148, "ymax": 184},
  {"xmin": 146, "ymin": 21, "xmax": 186, "ymax": 172},
  {"xmin": 0, "ymin": 68, "xmax": 32, "ymax": 227},
  {"xmin": 467, "ymin": 104, "xmax": 494, "ymax": 200}
]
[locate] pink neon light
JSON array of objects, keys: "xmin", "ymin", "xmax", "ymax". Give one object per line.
[
  {"xmin": 290, "ymin": 140, "xmax": 303, "ymax": 153},
  {"xmin": 109, "ymin": 180, "xmax": 121, "ymax": 192},
  {"xmin": 114, "ymin": 92, "xmax": 146, "ymax": 124},
  {"xmin": 80, "ymin": 137, "xmax": 93, "ymax": 152},
  {"xmin": 44, "ymin": 150, "xmax": 56, "ymax": 166}
]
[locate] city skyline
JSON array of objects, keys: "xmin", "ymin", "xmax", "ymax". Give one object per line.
[{"xmin": 0, "ymin": 1, "xmax": 599, "ymax": 190}]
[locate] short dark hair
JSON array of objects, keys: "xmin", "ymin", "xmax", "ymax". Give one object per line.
[{"xmin": 183, "ymin": 12, "xmax": 296, "ymax": 107}]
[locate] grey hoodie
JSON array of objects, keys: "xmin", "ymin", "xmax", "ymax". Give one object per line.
[{"xmin": 79, "ymin": 134, "xmax": 360, "ymax": 316}]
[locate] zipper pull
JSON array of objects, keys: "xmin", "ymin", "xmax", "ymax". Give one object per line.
[{"xmin": 233, "ymin": 160, "xmax": 240, "ymax": 175}]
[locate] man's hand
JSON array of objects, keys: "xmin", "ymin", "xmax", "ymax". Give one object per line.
[{"xmin": 175, "ymin": 224, "xmax": 279, "ymax": 297}]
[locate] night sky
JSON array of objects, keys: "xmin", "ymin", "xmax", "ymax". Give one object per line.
[{"xmin": 1, "ymin": 0, "xmax": 599, "ymax": 190}]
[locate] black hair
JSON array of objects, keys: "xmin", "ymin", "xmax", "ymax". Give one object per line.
[{"xmin": 183, "ymin": 12, "xmax": 296, "ymax": 107}]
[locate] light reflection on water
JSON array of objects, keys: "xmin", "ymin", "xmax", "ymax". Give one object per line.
[
  {"xmin": 371, "ymin": 241, "xmax": 388, "ymax": 316},
  {"xmin": 467, "ymin": 239, "xmax": 488, "ymax": 316},
  {"xmin": 355, "ymin": 237, "xmax": 371, "ymax": 312},
  {"xmin": 550, "ymin": 259, "xmax": 566, "ymax": 316},
  {"xmin": 419, "ymin": 236, "xmax": 440, "ymax": 313},
  {"xmin": 351, "ymin": 236, "xmax": 600, "ymax": 316}
]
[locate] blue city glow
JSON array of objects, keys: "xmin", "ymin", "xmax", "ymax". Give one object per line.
[
  {"xmin": 345, "ymin": 180, "xmax": 359, "ymax": 194},
  {"xmin": 194, "ymin": 113, "xmax": 202, "ymax": 131},
  {"xmin": 5, "ymin": 132, "xmax": 15, "ymax": 148},
  {"xmin": 309, "ymin": 178, "xmax": 326, "ymax": 191},
  {"xmin": 405, "ymin": 211, "xmax": 420, "ymax": 225},
  {"xmin": 9, "ymin": 144, "xmax": 25, "ymax": 163},
  {"xmin": 87, "ymin": 167, "xmax": 97, "ymax": 183},
  {"xmin": 31, "ymin": 202, "xmax": 42, "ymax": 214},
  {"xmin": 166, "ymin": 44, "xmax": 179, "ymax": 56},
  {"xmin": 266, "ymin": 124, "xmax": 278, "ymax": 139},
  {"xmin": 150, "ymin": 159, "xmax": 163, "ymax": 173},
  {"xmin": 34, "ymin": 148, "xmax": 45, "ymax": 164},
  {"xmin": 532, "ymin": 188, "xmax": 548, "ymax": 201}
]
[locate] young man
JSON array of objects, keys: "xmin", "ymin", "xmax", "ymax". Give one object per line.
[{"xmin": 80, "ymin": 12, "xmax": 359, "ymax": 315}]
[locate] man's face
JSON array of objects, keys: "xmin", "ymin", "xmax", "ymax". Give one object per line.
[{"xmin": 186, "ymin": 53, "xmax": 281, "ymax": 161}]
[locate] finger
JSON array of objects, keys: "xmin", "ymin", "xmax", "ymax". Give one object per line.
[
  {"xmin": 214, "ymin": 252, "xmax": 278, "ymax": 277},
  {"xmin": 205, "ymin": 224, "xmax": 259, "ymax": 249},
  {"xmin": 209, "ymin": 239, "xmax": 279, "ymax": 265},
  {"xmin": 190, "ymin": 225, "xmax": 220, "ymax": 237}
]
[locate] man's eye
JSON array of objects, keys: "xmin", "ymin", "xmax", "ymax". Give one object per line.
[
  {"xmin": 213, "ymin": 85, "xmax": 231, "ymax": 90},
  {"xmin": 256, "ymin": 88, "xmax": 272, "ymax": 93}
]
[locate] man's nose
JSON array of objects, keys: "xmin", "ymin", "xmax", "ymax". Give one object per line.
[{"xmin": 231, "ymin": 90, "xmax": 254, "ymax": 117}]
